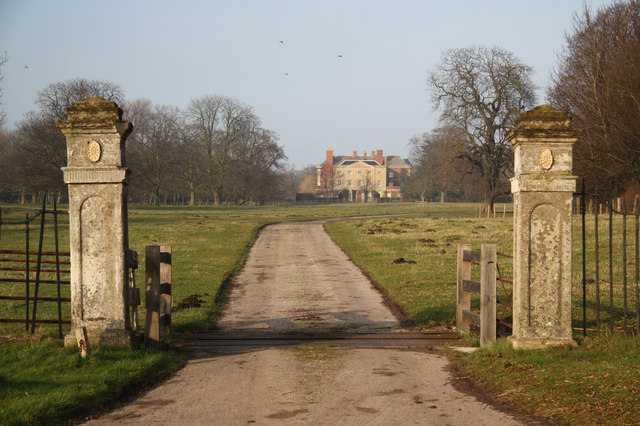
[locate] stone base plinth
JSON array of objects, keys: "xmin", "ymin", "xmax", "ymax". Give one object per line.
[
  {"xmin": 65, "ymin": 327, "xmax": 132, "ymax": 348},
  {"xmin": 509, "ymin": 336, "xmax": 577, "ymax": 350}
]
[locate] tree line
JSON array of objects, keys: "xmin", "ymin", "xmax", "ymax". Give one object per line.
[
  {"xmin": 0, "ymin": 78, "xmax": 303, "ymax": 205},
  {"xmin": 404, "ymin": 0, "xmax": 640, "ymax": 211}
]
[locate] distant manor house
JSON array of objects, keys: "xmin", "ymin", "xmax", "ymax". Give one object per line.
[{"xmin": 316, "ymin": 149, "xmax": 411, "ymax": 202}]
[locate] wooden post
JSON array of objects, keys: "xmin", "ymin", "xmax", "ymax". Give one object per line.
[
  {"xmin": 159, "ymin": 245, "xmax": 172, "ymax": 335},
  {"xmin": 145, "ymin": 245, "xmax": 160, "ymax": 347},
  {"xmin": 480, "ymin": 244, "xmax": 497, "ymax": 347},
  {"xmin": 456, "ymin": 244, "xmax": 471, "ymax": 331}
]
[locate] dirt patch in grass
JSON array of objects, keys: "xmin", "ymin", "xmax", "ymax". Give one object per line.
[
  {"xmin": 392, "ymin": 257, "xmax": 416, "ymax": 264},
  {"xmin": 173, "ymin": 294, "xmax": 208, "ymax": 311}
]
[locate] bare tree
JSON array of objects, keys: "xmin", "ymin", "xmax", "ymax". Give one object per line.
[
  {"xmin": 232, "ymin": 128, "xmax": 286, "ymax": 202},
  {"xmin": 405, "ymin": 126, "xmax": 472, "ymax": 204},
  {"xmin": 428, "ymin": 46, "xmax": 536, "ymax": 212},
  {"xmin": 175, "ymin": 118, "xmax": 204, "ymax": 206},
  {"xmin": 123, "ymin": 99, "xmax": 179, "ymax": 206},
  {"xmin": 9, "ymin": 111, "xmax": 67, "ymax": 200},
  {"xmin": 0, "ymin": 52, "xmax": 8, "ymax": 129},
  {"xmin": 186, "ymin": 95, "xmax": 260, "ymax": 204},
  {"xmin": 547, "ymin": 0, "xmax": 640, "ymax": 196},
  {"xmin": 37, "ymin": 77, "xmax": 124, "ymax": 121}
]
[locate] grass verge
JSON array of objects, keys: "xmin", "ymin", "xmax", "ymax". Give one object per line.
[
  {"xmin": 454, "ymin": 337, "xmax": 640, "ymax": 425},
  {"xmin": 0, "ymin": 339, "xmax": 186, "ymax": 425}
]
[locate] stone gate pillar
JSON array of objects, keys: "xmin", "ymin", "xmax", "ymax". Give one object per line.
[
  {"xmin": 57, "ymin": 96, "xmax": 133, "ymax": 347},
  {"xmin": 507, "ymin": 105, "xmax": 582, "ymax": 350}
]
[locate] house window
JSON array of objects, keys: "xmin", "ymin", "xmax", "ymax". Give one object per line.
[
  {"xmin": 347, "ymin": 179, "xmax": 352, "ymax": 186},
  {"xmin": 367, "ymin": 170, "xmax": 371, "ymax": 175},
  {"xmin": 357, "ymin": 179, "xmax": 362, "ymax": 186},
  {"xmin": 357, "ymin": 170, "xmax": 362, "ymax": 174},
  {"xmin": 337, "ymin": 180, "xmax": 342, "ymax": 186},
  {"xmin": 377, "ymin": 171, "xmax": 382, "ymax": 175},
  {"xmin": 377, "ymin": 180, "xmax": 382, "ymax": 186},
  {"xmin": 389, "ymin": 171, "xmax": 394, "ymax": 178},
  {"xmin": 348, "ymin": 170, "xmax": 352, "ymax": 175},
  {"xmin": 337, "ymin": 170, "xmax": 342, "ymax": 175}
]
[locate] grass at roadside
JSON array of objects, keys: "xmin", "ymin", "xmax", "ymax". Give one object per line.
[
  {"xmin": 0, "ymin": 340, "xmax": 185, "ymax": 425},
  {"xmin": 457, "ymin": 337, "xmax": 640, "ymax": 425},
  {"xmin": 325, "ymin": 205, "xmax": 513, "ymax": 327}
]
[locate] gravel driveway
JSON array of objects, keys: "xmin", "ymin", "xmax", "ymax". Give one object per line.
[{"xmin": 87, "ymin": 221, "xmax": 524, "ymax": 425}]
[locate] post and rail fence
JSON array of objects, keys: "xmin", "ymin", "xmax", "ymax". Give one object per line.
[{"xmin": 456, "ymin": 243, "xmax": 513, "ymax": 347}]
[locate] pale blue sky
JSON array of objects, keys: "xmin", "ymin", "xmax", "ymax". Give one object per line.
[{"xmin": 0, "ymin": 0, "xmax": 613, "ymax": 168}]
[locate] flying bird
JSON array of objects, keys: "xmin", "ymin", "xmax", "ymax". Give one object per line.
[
  {"xmin": 279, "ymin": 40, "xmax": 284, "ymax": 44},
  {"xmin": 24, "ymin": 65, "xmax": 28, "ymax": 69},
  {"xmin": 338, "ymin": 54, "xmax": 343, "ymax": 58}
]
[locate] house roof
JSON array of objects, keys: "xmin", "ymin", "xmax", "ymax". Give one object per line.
[
  {"xmin": 339, "ymin": 160, "xmax": 380, "ymax": 166},
  {"xmin": 386, "ymin": 155, "xmax": 411, "ymax": 168},
  {"xmin": 322, "ymin": 154, "xmax": 410, "ymax": 168}
]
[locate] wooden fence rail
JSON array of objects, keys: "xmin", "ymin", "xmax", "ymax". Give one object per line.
[{"xmin": 456, "ymin": 243, "xmax": 497, "ymax": 347}]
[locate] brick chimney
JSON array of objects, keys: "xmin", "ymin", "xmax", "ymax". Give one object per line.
[
  {"xmin": 353, "ymin": 150, "xmax": 357, "ymax": 159},
  {"xmin": 364, "ymin": 151, "xmax": 368, "ymax": 159},
  {"xmin": 326, "ymin": 149, "xmax": 334, "ymax": 165},
  {"xmin": 323, "ymin": 149, "xmax": 334, "ymax": 186},
  {"xmin": 376, "ymin": 149, "xmax": 384, "ymax": 165}
]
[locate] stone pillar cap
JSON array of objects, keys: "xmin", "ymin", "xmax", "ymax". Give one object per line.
[
  {"xmin": 56, "ymin": 96, "xmax": 132, "ymax": 136},
  {"xmin": 507, "ymin": 105, "xmax": 582, "ymax": 146}
]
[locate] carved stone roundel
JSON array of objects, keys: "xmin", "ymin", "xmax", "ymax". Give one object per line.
[
  {"xmin": 87, "ymin": 140, "xmax": 102, "ymax": 163},
  {"xmin": 539, "ymin": 149, "xmax": 554, "ymax": 170}
]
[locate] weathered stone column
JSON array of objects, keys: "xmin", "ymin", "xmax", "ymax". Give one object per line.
[
  {"xmin": 57, "ymin": 96, "xmax": 133, "ymax": 347},
  {"xmin": 507, "ymin": 105, "xmax": 582, "ymax": 350}
]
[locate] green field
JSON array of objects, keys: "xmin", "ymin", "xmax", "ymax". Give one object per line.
[{"xmin": 1, "ymin": 202, "xmax": 639, "ymax": 425}]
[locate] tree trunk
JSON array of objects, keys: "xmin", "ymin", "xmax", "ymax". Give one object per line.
[
  {"xmin": 483, "ymin": 195, "xmax": 495, "ymax": 215},
  {"xmin": 440, "ymin": 191, "xmax": 445, "ymax": 203}
]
